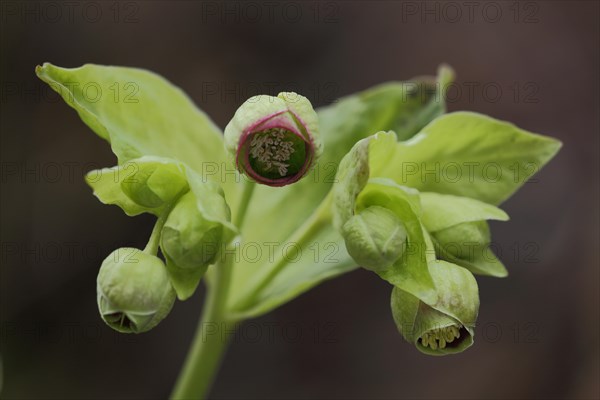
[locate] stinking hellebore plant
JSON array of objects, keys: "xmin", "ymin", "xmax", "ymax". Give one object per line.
[{"xmin": 36, "ymin": 62, "xmax": 561, "ymax": 398}]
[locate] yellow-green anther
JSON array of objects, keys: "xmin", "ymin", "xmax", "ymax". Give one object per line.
[
  {"xmin": 342, "ymin": 205, "xmax": 408, "ymax": 272},
  {"xmin": 429, "ymin": 339, "xmax": 437, "ymax": 350},
  {"xmin": 97, "ymin": 248, "xmax": 175, "ymax": 333},
  {"xmin": 421, "ymin": 326, "xmax": 461, "ymax": 350},
  {"xmin": 121, "ymin": 163, "xmax": 188, "ymax": 208},
  {"xmin": 224, "ymin": 92, "xmax": 322, "ymax": 187},
  {"xmin": 432, "ymin": 220, "xmax": 490, "ymax": 261}
]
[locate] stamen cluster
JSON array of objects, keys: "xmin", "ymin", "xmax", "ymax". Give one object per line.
[
  {"xmin": 420, "ymin": 325, "xmax": 461, "ymax": 350},
  {"xmin": 249, "ymin": 128, "xmax": 295, "ymax": 176}
]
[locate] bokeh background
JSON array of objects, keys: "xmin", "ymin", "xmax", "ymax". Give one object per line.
[{"xmin": 1, "ymin": 1, "xmax": 598, "ymax": 399}]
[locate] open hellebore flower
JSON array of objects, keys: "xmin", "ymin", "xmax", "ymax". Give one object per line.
[
  {"xmin": 97, "ymin": 248, "xmax": 176, "ymax": 333},
  {"xmin": 224, "ymin": 92, "xmax": 322, "ymax": 186},
  {"xmin": 342, "ymin": 205, "xmax": 408, "ymax": 272},
  {"xmin": 160, "ymin": 191, "xmax": 226, "ymax": 300},
  {"xmin": 391, "ymin": 260, "xmax": 479, "ymax": 355}
]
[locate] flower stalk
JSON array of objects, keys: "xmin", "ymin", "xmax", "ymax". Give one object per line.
[{"xmin": 170, "ymin": 178, "xmax": 256, "ymax": 399}]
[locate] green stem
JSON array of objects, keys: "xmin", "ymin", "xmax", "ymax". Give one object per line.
[
  {"xmin": 170, "ymin": 249, "xmax": 235, "ymax": 400},
  {"xmin": 234, "ymin": 178, "xmax": 255, "ymax": 228},
  {"xmin": 143, "ymin": 197, "xmax": 182, "ymax": 255},
  {"xmin": 170, "ymin": 180, "xmax": 256, "ymax": 400}
]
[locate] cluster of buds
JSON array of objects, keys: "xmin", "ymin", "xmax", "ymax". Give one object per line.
[
  {"xmin": 331, "ymin": 135, "xmax": 491, "ymax": 355},
  {"xmin": 95, "ymin": 161, "xmax": 228, "ymax": 333},
  {"xmin": 96, "ymin": 90, "xmax": 488, "ymax": 357},
  {"xmin": 340, "ymin": 194, "xmax": 481, "ymax": 355},
  {"xmin": 96, "ymin": 92, "xmax": 321, "ymax": 333}
]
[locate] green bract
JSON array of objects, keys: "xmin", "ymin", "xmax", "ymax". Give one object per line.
[
  {"xmin": 224, "ymin": 92, "xmax": 322, "ymax": 186},
  {"xmin": 391, "ymin": 260, "xmax": 479, "ymax": 355},
  {"xmin": 97, "ymin": 248, "xmax": 175, "ymax": 333}
]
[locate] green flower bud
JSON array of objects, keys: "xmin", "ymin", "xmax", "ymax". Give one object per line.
[
  {"xmin": 432, "ymin": 220, "xmax": 490, "ymax": 261},
  {"xmin": 160, "ymin": 191, "xmax": 223, "ymax": 270},
  {"xmin": 121, "ymin": 162, "xmax": 188, "ymax": 208},
  {"xmin": 342, "ymin": 206, "xmax": 407, "ymax": 272},
  {"xmin": 97, "ymin": 248, "xmax": 175, "ymax": 333},
  {"xmin": 391, "ymin": 260, "xmax": 479, "ymax": 355},
  {"xmin": 224, "ymin": 92, "xmax": 322, "ymax": 186}
]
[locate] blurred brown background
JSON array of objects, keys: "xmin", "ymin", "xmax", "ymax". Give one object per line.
[{"xmin": 1, "ymin": 1, "xmax": 598, "ymax": 399}]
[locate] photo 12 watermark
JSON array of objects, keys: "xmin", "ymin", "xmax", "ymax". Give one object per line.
[
  {"xmin": 0, "ymin": 1, "xmax": 140, "ymax": 24},
  {"xmin": 198, "ymin": 1, "xmax": 340, "ymax": 24},
  {"xmin": 397, "ymin": 1, "xmax": 540, "ymax": 24}
]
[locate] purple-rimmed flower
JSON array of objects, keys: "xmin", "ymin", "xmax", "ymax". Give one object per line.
[{"xmin": 224, "ymin": 92, "xmax": 322, "ymax": 186}]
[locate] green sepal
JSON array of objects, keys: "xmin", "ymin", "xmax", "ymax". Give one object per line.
[
  {"xmin": 161, "ymin": 191, "xmax": 224, "ymax": 300},
  {"xmin": 391, "ymin": 260, "xmax": 479, "ymax": 355},
  {"xmin": 121, "ymin": 162, "xmax": 188, "ymax": 208},
  {"xmin": 85, "ymin": 156, "xmax": 188, "ymax": 216},
  {"xmin": 342, "ymin": 205, "xmax": 407, "ymax": 272},
  {"xmin": 333, "ymin": 132, "xmax": 435, "ymax": 303},
  {"xmin": 97, "ymin": 248, "xmax": 176, "ymax": 333},
  {"xmin": 163, "ymin": 254, "xmax": 209, "ymax": 302},
  {"xmin": 356, "ymin": 179, "xmax": 435, "ymax": 303}
]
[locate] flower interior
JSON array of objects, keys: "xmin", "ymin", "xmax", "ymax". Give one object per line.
[
  {"xmin": 104, "ymin": 312, "xmax": 136, "ymax": 332},
  {"xmin": 419, "ymin": 325, "xmax": 463, "ymax": 350},
  {"xmin": 246, "ymin": 128, "xmax": 307, "ymax": 180}
]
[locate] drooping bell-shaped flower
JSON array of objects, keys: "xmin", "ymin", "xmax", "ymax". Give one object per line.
[
  {"xmin": 97, "ymin": 248, "xmax": 176, "ymax": 333},
  {"xmin": 224, "ymin": 92, "xmax": 322, "ymax": 186},
  {"xmin": 391, "ymin": 260, "xmax": 479, "ymax": 355}
]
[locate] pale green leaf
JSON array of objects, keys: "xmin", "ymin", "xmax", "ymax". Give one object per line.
[
  {"xmin": 421, "ymin": 192, "xmax": 509, "ymax": 232},
  {"xmin": 373, "ymin": 112, "xmax": 562, "ymax": 205},
  {"xmin": 35, "ymin": 63, "xmax": 231, "ymax": 185},
  {"xmin": 433, "ymin": 238, "xmax": 508, "ymax": 277}
]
